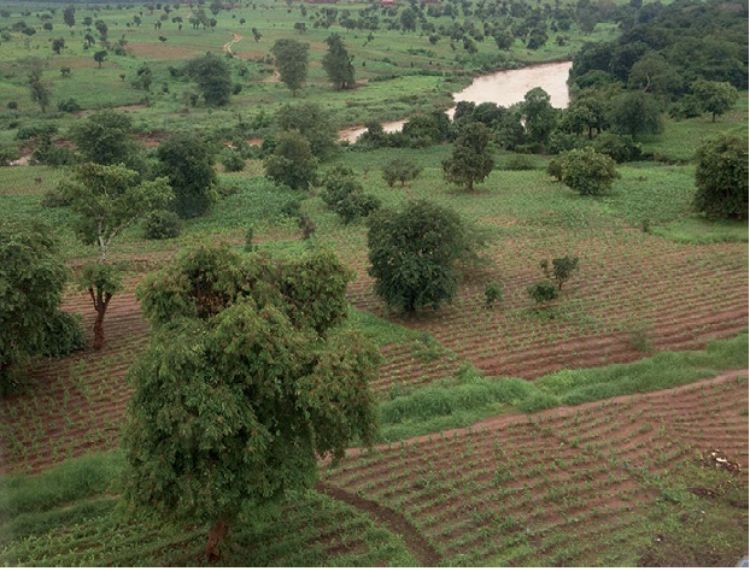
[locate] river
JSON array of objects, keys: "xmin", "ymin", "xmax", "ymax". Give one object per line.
[{"xmin": 338, "ymin": 60, "xmax": 572, "ymax": 143}]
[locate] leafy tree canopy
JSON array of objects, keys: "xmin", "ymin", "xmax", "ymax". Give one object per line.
[{"xmin": 694, "ymin": 134, "xmax": 748, "ymax": 220}]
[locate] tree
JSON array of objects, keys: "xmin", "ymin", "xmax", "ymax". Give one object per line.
[
  {"xmin": 540, "ymin": 255, "xmax": 579, "ymax": 290},
  {"xmin": 271, "ymin": 39, "xmax": 309, "ymax": 95},
  {"xmin": 367, "ymin": 200, "xmax": 479, "ymax": 313},
  {"xmin": 184, "ymin": 53, "xmax": 232, "ymax": 106},
  {"xmin": 63, "ymin": 5, "xmax": 75, "ymax": 27},
  {"xmin": 94, "ymin": 19, "xmax": 108, "ymax": 39},
  {"xmin": 442, "ymin": 122, "xmax": 494, "ymax": 191},
  {"xmin": 627, "ymin": 53, "xmax": 683, "ymax": 97},
  {"xmin": 322, "ymin": 33, "xmax": 355, "ymax": 90},
  {"xmin": 93, "ymin": 50, "xmax": 108, "ymax": 68},
  {"xmin": 382, "ymin": 158, "xmax": 422, "ymax": 187},
  {"xmin": 521, "ymin": 87, "xmax": 558, "ymax": 145},
  {"xmin": 60, "ymin": 163, "xmax": 172, "ymax": 349},
  {"xmin": 693, "ymin": 134, "xmax": 748, "ymax": 220},
  {"xmin": 132, "ymin": 64, "xmax": 153, "ymax": 92},
  {"xmin": 156, "ymin": 133, "xmax": 218, "ymax": 218},
  {"xmin": 610, "ymin": 91, "xmax": 662, "ymax": 138},
  {"xmin": 321, "ymin": 167, "xmax": 380, "ymax": 223},
  {"xmin": 691, "ymin": 80, "xmax": 738, "ymax": 122},
  {"xmin": 276, "ymin": 102, "xmax": 337, "ymax": 158},
  {"xmin": 399, "ymin": 7, "xmax": 417, "ymax": 31},
  {"xmin": 265, "ymin": 130, "xmax": 317, "ymax": 190},
  {"xmin": 0, "ymin": 219, "xmax": 84, "ymax": 393},
  {"xmin": 51, "ymin": 38, "xmax": 65, "ymax": 54},
  {"xmin": 70, "ymin": 110, "xmax": 142, "ymax": 168},
  {"xmin": 27, "ymin": 64, "xmax": 51, "ymax": 113},
  {"xmin": 560, "ymin": 91, "xmax": 609, "ymax": 138},
  {"xmin": 124, "ymin": 244, "xmax": 379, "ymax": 559},
  {"xmin": 559, "ymin": 146, "xmax": 619, "ymax": 196}
]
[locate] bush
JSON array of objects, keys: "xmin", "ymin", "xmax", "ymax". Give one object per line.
[
  {"xmin": 527, "ymin": 281, "xmax": 558, "ymax": 304},
  {"xmin": 220, "ymin": 149, "xmax": 245, "ymax": 172},
  {"xmin": 334, "ymin": 192, "xmax": 381, "ymax": 224},
  {"xmin": 34, "ymin": 311, "xmax": 85, "ymax": 358},
  {"xmin": 321, "ymin": 166, "xmax": 379, "ymax": 223},
  {"xmin": 503, "ymin": 154, "xmax": 536, "ymax": 171},
  {"xmin": 547, "ymin": 157, "xmax": 564, "ymax": 181},
  {"xmin": 484, "ymin": 281, "xmax": 503, "ymax": 309},
  {"xmin": 57, "ymin": 98, "xmax": 81, "ymax": 113},
  {"xmin": 41, "ymin": 188, "xmax": 71, "ymax": 208},
  {"xmin": 281, "ymin": 198, "xmax": 302, "ymax": 218},
  {"xmin": 693, "ymin": 134, "xmax": 748, "ymax": 220},
  {"xmin": 264, "ymin": 131, "xmax": 317, "ymax": 190},
  {"xmin": 143, "ymin": 209, "xmax": 181, "ymax": 240},
  {"xmin": 559, "ymin": 147, "xmax": 619, "ymax": 196},
  {"xmin": 593, "ymin": 133, "xmax": 641, "ymax": 163},
  {"xmin": 382, "ymin": 158, "xmax": 422, "ymax": 187},
  {"xmin": 244, "ymin": 226, "xmax": 254, "ymax": 251}
]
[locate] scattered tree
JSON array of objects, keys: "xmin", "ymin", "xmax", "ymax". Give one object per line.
[
  {"xmin": 60, "ymin": 163, "xmax": 172, "ymax": 349},
  {"xmin": 442, "ymin": 122, "xmax": 494, "ymax": 191},
  {"xmin": 93, "ymin": 50, "xmax": 108, "ymax": 68},
  {"xmin": 265, "ymin": 130, "xmax": 317, "ymax": 190},
  {"xmin": 271, "ymin": 39, "xmax": 309, "ymax": 95},
  {"xmin": 559, "ymin": 146, "xmax": 619, "ymax": 195},
  {"xmin": 27, "ymin": 63, "xmax": 51, "ymax": 113},
  {"xmin": 540, "ymin": 255, "xmax": 579, "ymax": 290},
  {"xmin": 691, "ymin": 80, "xmax": 739, "ymax": 122},
  {"xmin": 610, "ymin": 91, "xmax": 662, "ymax": 138},
  {"xmin": 382, "ymin": 158, "xmax": 422, "ymax": 187},
  {"xmin": 70, "ymin": 110, "xmax": 142, "ymax": 168},
  {"xmin": 276, "ymin": 102, "xmax": 337, "ymax": 158},
  {"xmin": 156, "ymin": 133, "xmax": 218, "ymax": 218},
  {"xmin": 322, "ymin": 33, "xmax": 355, "ymax": 90},
  {"xmin": 0, "ymin": 219, "xmax": 84, "ymax": 393},
  {"xmin": 125, "ymin": 244, "xmax": 379, "ymax": 560},
  {"xmin": 63, "ymin": 5, "xmax": 75, "ymax": 27},
  {"xmin": 184, "ymin": 53, "xmax": 232, "ymax": 106},
  {"xmin": 367, "ymin": 200, "xmax": 480, "ymax": 313}
]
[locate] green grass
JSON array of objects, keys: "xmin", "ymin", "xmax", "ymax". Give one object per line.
[{"xmin": 377, "ymin": 332, "xmax": 748, "ymax": 441}]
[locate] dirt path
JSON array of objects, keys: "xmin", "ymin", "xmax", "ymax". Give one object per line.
[
  {"xmin": 336, "ymin": 368, "xmax": 749, "ymax": 461},
  {"xmin": 223, "ymin": 33, "xmax": 241, "ymax": 55},
  {"xmin": 315, "ymin": 482, "xmax": 442, "ymax": 566}
]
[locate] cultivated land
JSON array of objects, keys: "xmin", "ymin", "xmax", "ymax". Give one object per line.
[{"xmin": 0, "ymin": 0, "xmax": 748, "ymax": 566}]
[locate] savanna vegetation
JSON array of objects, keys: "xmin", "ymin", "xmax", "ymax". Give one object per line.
[{"xmin": 0, "ymin": 0, "xmax": 747, "ymax": 566}]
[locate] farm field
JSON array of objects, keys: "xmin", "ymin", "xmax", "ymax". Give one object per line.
[{"xmin": 0, "ymin": 0, "xmax": 748, "ymax": 566}]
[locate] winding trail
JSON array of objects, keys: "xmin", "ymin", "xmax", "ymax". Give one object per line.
[
  {"xmin": 315, "ymin": 481, "xmax": 442, "ymax": 566},
  {"xmin": 223, "ymin": 33, "xmax": 241, "ymax": 55}
]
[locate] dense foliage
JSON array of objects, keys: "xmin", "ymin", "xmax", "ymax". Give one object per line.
[
  {"xmin": 558, "ymin": 147, "xmax": 619, "ymax": 196},
  {"xmin": 0, "ymin": 220, "xmax": 83, "ymax": 392},
  {"xmin": 156, "ymin": 133, "xmax": 217, "ymax": 218},
  {"xmin": 442, "ymin": 122, "xmax": 494, "ymax": 191},
  {"xmin": 125, "ymin": 243, "xmax": 379, "ymax": 558},
  {"xmin": 367, "ymin": 200, "xmax": 479, "ymax": 313},
  {"xmin": 265, "ymin": 130, "xmax": 318, "ymax": 190},
  {"xmin": 693, "ymin": 135, "xmax": 748, "ymax": 220}
]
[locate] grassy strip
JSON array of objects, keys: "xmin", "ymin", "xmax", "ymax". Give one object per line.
[{"xmin": 378, "ymin": 332, "xmax": 748, "ymax": 442}]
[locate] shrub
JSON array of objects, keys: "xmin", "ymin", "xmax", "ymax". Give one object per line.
[
  {"xmin": 484, "ymin": 281, "xmax": 503, "ymax": 309},
  {"xmin": 527, "ymin": 281, "xmax": 558, "ymax": 304},
  {"xmin": 334, "ymin": 192, "xmax": 381, "ymax": 224},
  {"xmin": 593, "ymin": 133, "xmax": 641, "ymax": 163},
  {"xmin": 220, "ymin": 149, "xmax": 245, "ymax": 172},
  {"xmin": 143, "ymin": 209, "xmax": 181, "ymax": 240},
  {"xmin": 547, "ymin": 157, "xmax": 564, "ymax": 181},
  {"xmin": 41, "ymin": 188, "xmax": 71, "ymax": 208},
  {"xmin": 298, "ymin": 213, "xmax": 316, "ymax": 239},
  {"xmin": 34, "ymin": 311, "xmax": 85, "ymax": 358},
  {"xmin": 382, "ymin": 158, "xmax": 422, "ymax": 187},
  {"xmin": 57, "ymin": 98, "xmax": 81, "ymax": 113},
  {"xmin": 503, "ymin": 154, "xmax": 536, "ymax": 170},
  {"xmin": 693, "ymin": 134, "xmax": 748, "ymax": 220},
  {"xmin": 559, "ymin": 147, "xmax": 619, "ymax": 196},
  {"xmin": 244, "ymin": 226, "xmax": 254, "ymax": 251},
  {"xmin": 281, "ymin": 198, "xmax": 302, "ymax": 218},
  {"xmin": 264, "ymin": 131, "xmax": 317, "ymax": 190}
]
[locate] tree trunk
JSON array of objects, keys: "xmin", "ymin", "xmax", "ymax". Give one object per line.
[
  {"xmin": 92, "ymin": 306, "xmax": 106, "ymax": 351},
  {"xmin": 205, "ymin": 519, "xmax": 229, "ymax": 562}
]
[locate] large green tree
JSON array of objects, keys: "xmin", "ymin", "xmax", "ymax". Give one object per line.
[
  {"xmin": 559, "ymin": 146, "xmax": 619, "ymax": 196},
  {"xmin": 521, "ymin": 87, "xmax": 558, "ymax": 145},
  {"xmin": 156, "ymin": 133, "xmax": 218, "ymax": 218},
  {"xmin": 367, "ymin": 200, "xmax": 479, "ymax": 313},
  {"xmin": 124, "ymin": 244, "xmax": 379, "ymax": 559},
  {"xmin": 442, "ymin": 122, "xmax": 494, "ymax": 191},
  {"xmin": 322, "ymin": 33, "xmax": 355, "ymax": 90},
  {"xmin": 693, "ymin": 134, "xmax": 748, "ymax": 220},
  {"xmin": 27, "ymin": 63, "xmax": 51, "ymax": 113},
  {"xmin": 264, "ymin": 130, "xmax": 318, "ymax": 190},
  {"xmin": 184, "ymin": 53, "xmax": 232, "ymax": 106},
  {"xmin": 61, "ymin": 163, "xmax": 172, "ymax": 349},
  {"xmin": 271, "ymin": 39, "xmax": 309, "ymax": 95},
  {"xmin": 0, "ymin": 220, "xmax": 84, "ymax": 393}
]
